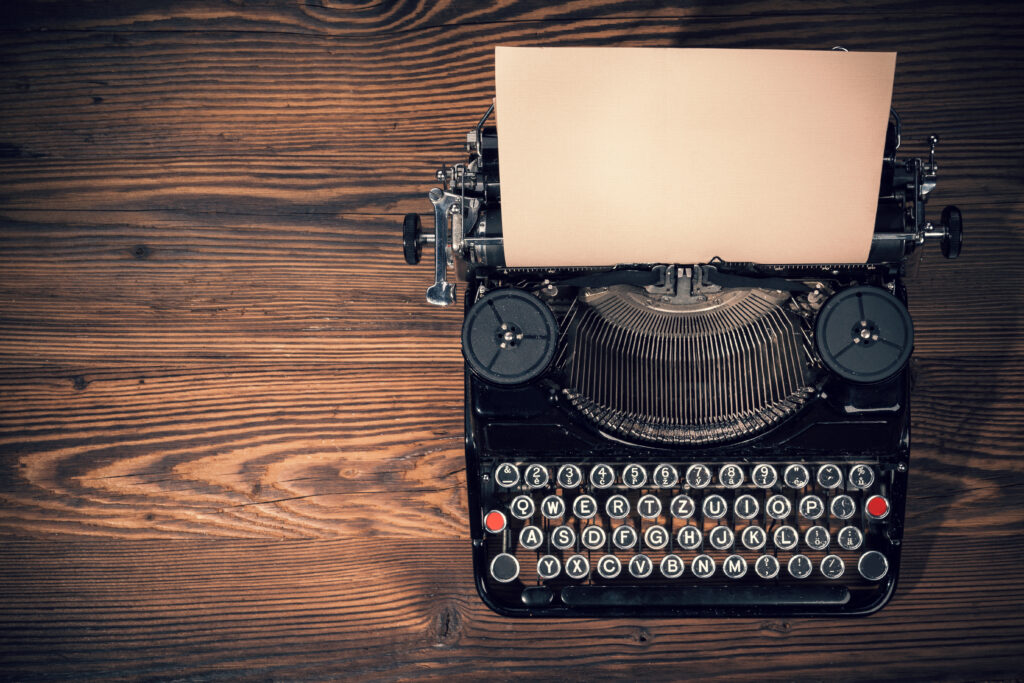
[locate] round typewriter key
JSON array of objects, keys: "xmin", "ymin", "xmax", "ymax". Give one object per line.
[
  {"xmin": 858, "ymin": 550, "xmax": 890, "ymax": 581},
  {"xmin": 686, "ymin": 464, "xmax": 712, "ymax": 489},
  {"xmin": 537, "ymin": 554, "xmax": 561, "ymax": 580},
  {"xmin": 495, "ymin": 462, "xmax": 520, "ymax": 488},
  {"xmin": 622, "ymin": 463, "xmax": 647, "ymax": 489},
  {"xmin": 804, "ymin": 525, "xmax": 831, "ymax": 551},
  {"xmin": 653, "ymin": 464, "xmax": 679, "ymax": 488},
  {"xmin": 589, "ymin": 464, "xmax": 615, "ymax": 489},
  {"xmin": 519, "ymin": 525, "xmax": 543, "ymax": 550},
  {"xmin": 735, "ymin": 494, "xmax": 760, "ymax": 520},
  {"xmin": 556, "ymin": 464, "xmax": 583, "ymax": 489},
  {"xmin": 628, "ymin": 554, "xmax": 654, "ymax": 579},
  {"xmin": 660, "ymin": 554, "xmax": 685, "ymax": 579},
  {"xmin": 798, "ymin": 494, "xmax": 825, "ymax": 520},
  {"xmin": 510, "ymin": 494, "xmax": 535, "ymax": 520},
  {"xmin": 540, "ymin": 494, "xmax": 566, "ymax": 519},
  {"xmin": 820, "ymin": 554, "xmax": 845, "ymax": 579},
  {"xmin": 551, "ymin": 524, "xmax": 576, "ymax": 550},
  {"xmin": 644, "ymin": 525, "xmax": 670, "ymax": 550},
  {"xmin": 741, "ymin": 525, "xmax": 767, "ymax": 551},
  {"xmin": 573, "ymin": 494, "xmax": 598, "ymax": 519},
  {"xmin": 637, "ymin": 494, "xmax": 662, "ymax": 519},
  {"xmin": 837, "ymin": 525, "xmax": 864, "ymax": 551},
  {"xmin": 831, "ymin": 494, "xmax": 856, "ymax": 520},
  {"xmin": 565, "ymin": 554, "xmax": 590, "ymax": 580},
  {"xmin": 783, "ymin": 464, "xmax": 810, "ymax": 489},
  {"xmin": 766, "ymin": 494, "xmax": 792, "ymax": 520},
  {"xmin": 774, "ymin": 525, "xmax": 799, "ymax": 551},
  {"xmin": 524, "ymin": 464, "xmax": 549, "ymax": 489},
  {"xmin": 676, "ymin": 524, "xmax": 703, "ymax": 550},
  {"xmin": 605, "ymin": 494, "xmax": 631, "ymax": 520},
  {"xmin": 755, "ymin": 554, "xmax": 781, "ymax": 579},
  {"xmin": 489, "ymin": 553, "xmax": 520, "ymax": 583},
  {"xmin": 866, "ymin": 494, "xmax": 890, "ymax": 519},
  {"xmin": 848, "ymin": 464, "xmax": 875, "ymax": 490},
  {"xmin": 462, "ymin": 288, "xmax": 558, "ymax": 385},
  {"xmin": 718, "ymin": 463, "xmax": 744, "ymax": 489},
  {"xmin": 817, "ymin": 464, "xmax": 843, "ymax": 490},
  {"xmin": 708, "ymin": 525, "xmax": 735, "ymax": 551},
  {"xmin": 670, "ymin": 494, "xmax": 696, "ymax": 519},
  {"xmin": 723, "ymin": 554, "xmax": 748, "ymax": 579},
  {"xmin": 815, "ymin": 285, "xmax": 914, "ymax": 384},
  {"xmin": 752, "ymin": 464, "xmax": 778, "ymax": 489},
  {"xmin": 691, "ymin": 554, "xmax": 716, "ymax": 579},
  {"xmin": 596, "ymin": 554, "xmax": 622, "ymax": 579},
  {"xmin": 581, "ymin": 525, "xmax": 606, "ymax": 550},
  {"xmin": 612, "ymin": 525, "xmax": 638, "ymax": 550},
  {"xmin": 703, "ymin": 494, "xmax": 728, "ymax": 520},
  {"xmin": 788, "ymin": 553, "xmax": 813, "ymax": 579},
  {"xmin": 484, "ymin": 510, "xmax": 507, "ymax": 534}
]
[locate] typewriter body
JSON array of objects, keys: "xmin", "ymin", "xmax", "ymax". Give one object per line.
[{"xmin": 401, "ymin": 104, "xmax": 962, "ymax": 617}]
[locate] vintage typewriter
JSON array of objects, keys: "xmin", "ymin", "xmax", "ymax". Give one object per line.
[{"xmin": 400, "ymin": 103, "xmax": 962, "ymax": 617}]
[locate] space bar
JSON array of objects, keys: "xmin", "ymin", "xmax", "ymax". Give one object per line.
[{"xmin": 561, "ymin": 584, "xmax": 850, "ymax": 607}]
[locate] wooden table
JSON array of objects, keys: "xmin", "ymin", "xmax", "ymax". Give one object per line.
[{"xmin": 2, "ymin": 1, "xmax": 1022, "ymax": 679}]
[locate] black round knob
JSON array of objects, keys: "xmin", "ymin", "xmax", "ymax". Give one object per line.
[
  {"xmin": 940, "ymin": 205, "xmax": 963, "ymax": 259},
  {"xmin": 402, "ymin": 213, "xmax": 423, "ymax": 265}
]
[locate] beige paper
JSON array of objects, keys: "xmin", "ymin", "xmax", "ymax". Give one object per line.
[{"xmin": 494, "ymin": 47, "xmax": 896, "ymax": 266}]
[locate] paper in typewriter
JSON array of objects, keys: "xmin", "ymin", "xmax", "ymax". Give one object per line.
[{"xmin": 495, "ymin": 47, "xmax": 896, "ymax": 266}]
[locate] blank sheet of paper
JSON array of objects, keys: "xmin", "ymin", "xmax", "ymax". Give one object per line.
[{"xmin": 494, "ymin": 47, "xmax": 896, "ymax": 267}]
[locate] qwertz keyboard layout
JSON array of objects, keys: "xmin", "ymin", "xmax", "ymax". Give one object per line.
[{"xmin": 480, "ymin": 461, "xmax": 894, "ymax": 607}]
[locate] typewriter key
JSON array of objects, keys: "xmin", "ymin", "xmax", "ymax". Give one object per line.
[
  {"xmin": 755, "ymin": 554, "xmax": 781, "ymax": 579},
  {"xmin": 509, "ymin": 495, "xmax": 535, "ymax": 520},
  {"xmin": 708, "ymin": 525, "xmax": 735, "ymax": 551},
  {"xmin": 804, "ymin": 525, "xmax": 831, "ymax": 551},
  {"xmin": 817, "ymin": 464, "xmax": 843, "ymax": 489},
  {"xmin": 723, "ymin": 554, "xmax": 748, "ymax": 579},
  {"xmin": 581, "ymin": 525, "xmax": 607, "ymax": 550},
  {"xmin": 462, "ymin": 288, "xmax": 558, "ymax": 385},
  {"xmin": 556, "ymin": 464, "xmax": 583, "ymax": 489},
  {"xmin": 676, "ymin": 525, "xmax": 703, "ymax": 550},
  {"xmin": 735, "ymin": 494, "xmax": 760, "ymax": 520},
  {"xmin": 752, "ymin": 464, "xmax": 778, "ymax": 489},
  {"xmin": 783, "ymin": 464, "xmax": 810, "ymax": 489},
  {"xmin": 820, "ymin": 554, "xmax": 845, "ymax": 579},
  {"xmin": 565, "ymin": 555, "xmax": 590, "ymax": 580},
  {"xmin": 605, "ymin": 494, "xmax": 630, "ymax": 520},
  {"xmin": 691, "ymin": 554, "xmax": 716, "ymax": 579},
  {"xmin": 669, "ymin": 494, "xmax": 696, "ymax": 519},
  {"xmin": 540, "ymin": 495, "xmax": 566, "ymax": 519},
  {"xmin": 612, "ymin": 525, "xmax": 638, "ymax": 549},
  {"xmin": 653, "ymin": 464, "xmax": 679, "ymax": 488},
  {"xmin": 788, "ymin": 554, "xmax": 813, "ymax": 579},
  {"xmin": 637, "ymin": 494, "xmax": 662, "ymax": 519},
  {"xmin": 537, "ymin": 555, "xmax": 562, "ymax": 580},
  {"xmin": 572, "ymin": 495, "xmax": 598, "ymax": 519},
  {"xmin": 741, "ymin": 525, "xmax": 767, "ymax": 551},
  {"xmin": 484, "ymin": 510, "xmax": 507, "ymax": 534},
  {"xmin": 686, "ymin": 464, "xmax": 712, "ymax": 489},
  {"xmin": 799, "ymin": 494, "xmax": 825, "ymax": 520},
  {"xmin": 589, "ymin": 464, "xmax": 615, "ymax": 489},
  {"xmin": 628, "ymin": 554, "xmax": 654, "ymax": 579},
  {"xmin": 703, "ymin": 494, "xmax": 728, "ymax": 520},
  {"xmin": 866, "ymin": 494, "xmax": 890, "ymax": 520},
  {"xmin": 644, "ymin": 525, "xmax": 670, "ymax": 550},
  {"xmin": 831, "ymin": 494, "xmax": 856, "ymax": 520},
  {"xmin": 837, "ymin": 526, "xmax": 864, "ymax": 551},
  {"xmin": 551, "ymin": 525, "xmax": 576, "ymax": 550},
  {"xmin": 815, "ymin": 285, "xmax": 914, "ymax": 384},
  {"xmin": 718, "ymin": 463, "xmax": 744, "ymax": 488},
  {"xmin": 622, "ymin": 463, "xmax": 647, "ymax": 489},
  {"xmin": 660, "ymin": 554, "xmax": 685, "ymax": 579},
  {"xmin": 858, "ymin": 550, "xmax": 890, "ymax": 581},
  {"xmin": 766, "ymin": 494, "xmax": 792, "ymax": 520},
  {"xmin": 494, "ymin": 462, "xmax": 520, "ymax": 488},
  {"xmin": 774, "ymin": 525, "xmax": 799, "ymax": 551},
  {"xmin": 519, "ymin": 525, "xmax": 544, "ymax": 550},
  {"xmin": 848, "ymin": 464, "xmax": 875, "ymax": 490},
  {"xmin": 490, "ymin": 553, "xmax": 520, "ymax": 583},
  {"xmin": 596, "ymin": 555, "xmax": 622, "ymax": 579},
  {"xmin": 524, "ymin": 464, "xmax": 549, "ymax": 489}
]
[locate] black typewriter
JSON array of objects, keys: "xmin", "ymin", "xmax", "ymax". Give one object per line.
[{"xmin": 400, "ymin": 104, "xmax": 963, "ymax": 617}]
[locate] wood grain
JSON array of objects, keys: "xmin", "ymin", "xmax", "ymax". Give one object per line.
[{"xmin": 1, "ymin": 0, "xmax": 1023, "ymax": 679}]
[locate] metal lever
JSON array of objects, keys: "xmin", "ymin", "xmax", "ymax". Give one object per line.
[{"xmin": 426, "ymin": 188, "xmax": 457, "ymax": 306}]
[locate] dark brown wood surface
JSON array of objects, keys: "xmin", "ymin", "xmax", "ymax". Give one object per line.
[{"xmin": 1, "ymin": 1, "xmax": 1023, "ymax": 679}]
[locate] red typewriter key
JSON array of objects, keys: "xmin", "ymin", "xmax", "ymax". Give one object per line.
[
  {"xmin": 484, "ymin": 510, "xmax": 507, "ymax": 533},
  {"xmin": 866, "ymin": 495, "xmax": 890, "ymax": 519}
]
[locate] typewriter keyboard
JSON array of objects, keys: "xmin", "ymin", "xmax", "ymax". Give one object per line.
[{"xmin": 480, "ymin": 460, "xmax": 896, "ymax": 610}]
